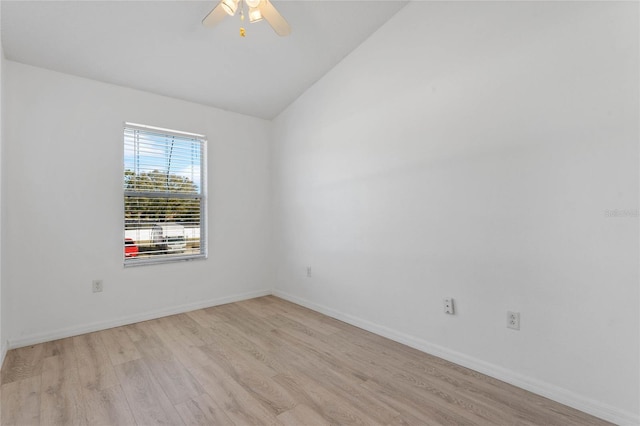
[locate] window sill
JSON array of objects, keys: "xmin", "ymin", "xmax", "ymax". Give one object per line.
[{"xmin": 124, "ymin": 253, "xmax": 207, "ymax": 267}]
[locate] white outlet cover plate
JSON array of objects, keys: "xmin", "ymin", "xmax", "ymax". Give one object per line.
[
  {"xmin": 444, "ymin": 298, "xmax": 454, "ymax": 314},
  {"xmin": 507, "ymin": 311, "xmax": 520, "ymax": 330}
]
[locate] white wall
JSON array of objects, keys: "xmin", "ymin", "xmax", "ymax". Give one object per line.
[
  {"xmin": 3, "ymin": 61, "xmax": 273, "ymax": 346},
  {"xmin": 272, "ymin": 2, "xmax": 639, "ymax": 424},
  {"xmin": 0, "ymin": 4, "xmax": 5, "ymax": 367}
]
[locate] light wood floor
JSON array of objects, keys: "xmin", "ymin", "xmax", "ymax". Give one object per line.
[{"xmin": 1, "ymin": 296, "xmax": 610, "ymax": 425}]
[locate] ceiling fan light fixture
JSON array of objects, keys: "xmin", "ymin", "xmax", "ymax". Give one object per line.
[
  {"xmin": 203, "ymin": 0, "xmax": 291, "ymax": 36},
  {"xmin": 249, "ymin": 7, "xmax": 263, "ymax": 23},
  {"xmin": 221, "ymin": 0, "xmax": 238, "ymax": 16}
]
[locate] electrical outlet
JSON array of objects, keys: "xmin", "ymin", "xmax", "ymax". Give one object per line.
[
  {"xmin": 92, "ymin": 279, "xmax": 103, "ymax": 293},
  {"xmin": 507, "ymin": 311, "xmax": 520, "ymax": 330},
  {"xmin": 443, "ymin": 298, "xmax": 454, "ymax": 314},
  {"xmin": 306, "ymin": 266, "xmax": 312, "ymax": 278}
]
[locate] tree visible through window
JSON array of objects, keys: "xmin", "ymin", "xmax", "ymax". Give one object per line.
[{"xmin": 124, "ymin": 123, "xmax": 206, "ymax": 264}]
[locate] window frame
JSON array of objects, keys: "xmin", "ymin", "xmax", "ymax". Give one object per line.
[{"xmin": 123, "ymin": 122, "xmax": 207, "ymax": 267}]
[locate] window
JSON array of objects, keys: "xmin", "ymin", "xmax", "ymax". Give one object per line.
[{"xmin": 124, "ymin": 123, "xmax": 206, "ymax": 265}]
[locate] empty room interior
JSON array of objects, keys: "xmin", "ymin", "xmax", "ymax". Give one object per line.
[{"xmin": 0, "ymin": 0, "xmax": 638, "ymax": 425}]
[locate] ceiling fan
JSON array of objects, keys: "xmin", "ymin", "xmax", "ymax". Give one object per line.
[{"xmin": 202, "ymin": 0, "xmax": 291, "ymax": 37}]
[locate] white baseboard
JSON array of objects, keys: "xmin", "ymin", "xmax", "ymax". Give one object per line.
[
  {"xmin": 0, "ymin": 340, "xmax": 7, "ymax": 369},
  {"xmin": 273, "ymin": 289, "xmax": 639, "ymax": 426},
  {"xmin": 7, "ymin": 289, "xmax": 271, "ymax": 350}
]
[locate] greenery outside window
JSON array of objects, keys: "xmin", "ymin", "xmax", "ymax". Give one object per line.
[{"xmin": 124, "ymin": 122, "xmax": 206, "ymax": 265}]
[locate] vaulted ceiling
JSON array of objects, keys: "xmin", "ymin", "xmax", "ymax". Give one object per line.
[{"xmin": 1, "ymin": 1, "xmax": 407, "ymax": 119}]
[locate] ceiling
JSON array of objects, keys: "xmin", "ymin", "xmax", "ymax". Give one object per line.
[{"xmin": 1, "ymin": 0, "xmax": 407, "ymax": 119}]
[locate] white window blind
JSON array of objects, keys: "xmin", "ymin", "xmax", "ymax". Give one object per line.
[{"xmin": 124, "ymin": 123, "xmax": 206, "ymax": 265}]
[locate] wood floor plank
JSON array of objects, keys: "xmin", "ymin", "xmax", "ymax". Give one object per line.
[
  {"xmin": 1, "ymin": 376, "xmax": 41, "ymax": 426},
  {"xmin": 273, "ymin": 372, "xmax": 384, "ymax": 426},
  {"xmin": 359, "ymin": 378, "xmax": 465, "ymax": 426},
  {"xmin": 302, "ymin": 365, "xmax": 403, "ymax": 424},
  {"xmin": 268, "ymin": 325, "xmax": 373, "ymax": 384},
  {"xmin": 274, "ymin": 308, "xmax": 343, "ymax": 336},
  {"xmin": 305, "ymin": 327, "xmax": 524, "ymax": 424},
  {"xmin": 200, "ymin": 305, "xmax": 234, "ymax": 322},
  {"xmin": 133, "ymin": 331, "xmax": 204, "ymax": 405},
  {"xmin": 123, "ymin": 321, "xmax": 153, "ymax": 343},
  {"xmin": 369, "ymin": 367, "xmax": 510, "ymax": 425},
  {"xmin": 330, "ymin": 329, "xmax": 579, "ymax": 425},
  {"xmin": 198, "ymin": 341, "xmax": 297, "ymax": 416},
  {"xmin": 42, "ymin": 337, "xmax": 77, "ymax": 371},
  {"xmin": 271, "ymin": 297, "xmax": 351, "ymax": 330},
  {"xmin": 204, "ymin": 321, "xmax": 286, "ymax": 376},
  {"xmin": 73, "ymin": 333, "xmax": 119, "ymax": 391},
  {"xmin": 115, "ymin": 358, "xmax": 184, "ymax": 425},
  {"xmin": 291, "ymin": 360, "xmax": 402, "ymax": 424},
  {"xmin": 0, "ymin": 296, "xmax": 612, "ymax": 426},
  {"xmin": 146, "ymin": 321, "xmax": 212, "ymax": 370},
  {"xmin": 155, "ymin": 314, "xmax": 216, "ymax": 347},
  {"xmin": 81, "ymin": 385, "xmax": 137, "ymax": 426},
  {"xmin": 40, "ymin": 357, "xmax": 86, "ymax": 425},
  {"xmin": 98, "ymin": 326, "xmax": 142, "ymax": 365},
  {"xmin": 271, "ymin": 317, "xmax": 557, "ymax": 426},
  {"xmin": 318, "ymin": 331, "xmax": 513, "ymax": 424},
  {"xmin": 264, "ymin": 312, "xmax": 334, "ymax": 341},
  {"xmin": 184, "ymin": 308, "xmax": 223, "ymax": 328},
  {"xmin": 209, "ymin": 304, "xmax": 277, "ymax": 341},
  {"xmin": 1, "ymin": 344, "xmax": 45, "ymax": 385},
  {"xmin": 175, "ymin": 393, "xmax": 235, "ymax": 425},
  {"xmin": 399, "ymin": 357, "xmax": 567, "ymax": 425},
  {"xmin": 277, "ymin": 404, "xmax": 330, "ymax": 426},
  {"xmin": 236, "ymin": 297, "xmax": 293, "ymax": 319},
  {"xmin": 203, "ymin": 302, "xmax": 249, "ymax": 322},
  {"xmin": 188, "ymin": 361, "xmax": 283, "ymax": 425}
]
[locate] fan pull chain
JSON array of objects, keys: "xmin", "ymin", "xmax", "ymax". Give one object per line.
[{"xmin": 239, "ymin": 0, "xmax": 246, "ymax": 37}]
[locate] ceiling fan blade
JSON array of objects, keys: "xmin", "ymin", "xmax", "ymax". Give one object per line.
[
  {"xmin": 202, "ymin": 2, "xmax": 227, "ymax": 28},
  {"xmin": 259, "ymin": 0, "xmax": 291, "ymax": 36}
]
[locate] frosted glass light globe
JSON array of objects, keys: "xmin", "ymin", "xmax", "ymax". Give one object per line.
[{"xmin": 221, "ymin": 0, "xmax": 238, "ymax": 16}]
